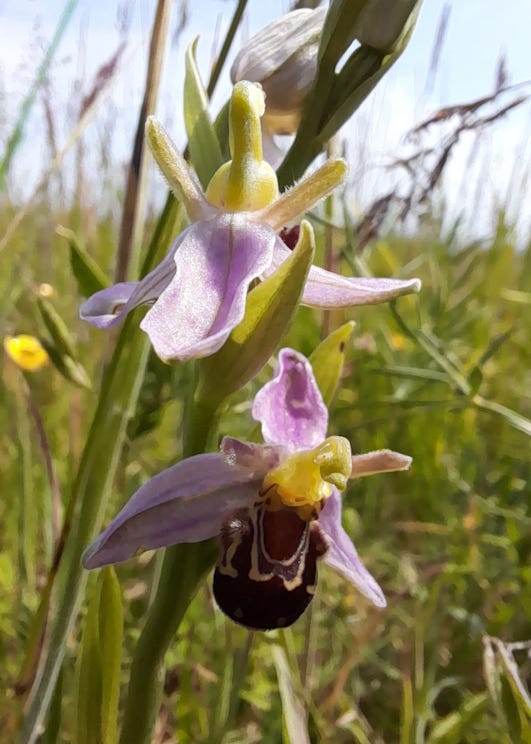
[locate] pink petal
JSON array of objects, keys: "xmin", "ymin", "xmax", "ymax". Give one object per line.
[
  {"xmin": 320, "ymin": 490, "xmax": 386, "ymax": 608},
  {"xmin": 79, "ymin": 229, "xmax": 189, "ymax": 328},
  {"xmin": 351, "ymin": 450, "xmax": 412, "ymax": 478},
  {"xmin": 268, "ymin": 240, "xmax": 421, "ymax": 308},
  {"xmin": 252, "ymin": 348, "xmax": 328, "ymax": 450},
  {"xmin": 141, "ymin": 214, "xmax": 276, "ymax": 361},
  {"xmin": 83, "ymin": 453, "xmax": 262, "ymax": 569}
]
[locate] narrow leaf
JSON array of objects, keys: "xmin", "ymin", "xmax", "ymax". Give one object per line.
[
  {"xmin": 57, "ymin": 226, "xmax": 109, "ymax": 297},
  {"xmin": 309, "ymin": 321, "xmax": 355, "ymax": 405},
  {"xmin": 41, "ymin": 340, "xmax": 92, "ymax": 389},
  {"xmin": 271, "ymin": 642, "xmax": 310, "ymax": 744},
  {"xmin": 75, "ymin": 579, "xmax": 103, "ymax": 744},
  {"xmin": 98, "ymin": 568, "xmax": 123, "ymax": 744},
  {"xmin": 184, "ymin": 38, "xmax": 224, "ymax": 188},
  {"xmin": 37, "ymin": 297, "xmax": 77, "ymax": 360}
]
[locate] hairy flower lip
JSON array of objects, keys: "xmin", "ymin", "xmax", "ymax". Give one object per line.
[{"xmin": 83, "ymin": 348, "xmax": 412, "ymax": 609}]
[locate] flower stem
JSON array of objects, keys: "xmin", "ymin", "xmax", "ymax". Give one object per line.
[
  {"xmin": 119, "ymin": 389, "xmax": 222, "ymax": 744},
  {"xmin": 118, "ymin": 540, "xmax": 218, "ymax": 744}
]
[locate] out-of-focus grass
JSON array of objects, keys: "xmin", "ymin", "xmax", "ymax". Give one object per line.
[{"xmin": 1, "ymin": 189, "xmax": 529, "ymax": 741}]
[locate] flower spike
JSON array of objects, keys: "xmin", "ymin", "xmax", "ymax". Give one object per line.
[
  {"xmin": 82, "ymin": 83, "xmax": 421, "ymax": 363},
  {"xmin": 84, "ymin": 347, "xmax": 412, "ymax": 630}
]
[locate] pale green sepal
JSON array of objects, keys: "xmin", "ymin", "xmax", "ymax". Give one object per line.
[
  {"xmin": 198, "ymin": 220, "xmax": 315, "ymax": 402},
  {"xmin": 184, "ymin": 38, "xmax": 224, "ymax": 188},
  {"xmin": 309, "ymin": 321, "xmax": 355, "ymax": 406},
  {"xmin": 145, "ymin": 116, "xmax": 211, "ymax": 222},
  {"xmin": 75, "ymin": 568, "xmax": 123, "ymax": 744},
  {"xmin": 37, "ymin": 297, "xmax": 92, "ymax": 389},
  {"xmin": 57, "ymin": 226, "xmax": 109, "ymax": 297}
]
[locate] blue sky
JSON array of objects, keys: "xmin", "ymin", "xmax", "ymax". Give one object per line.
[{"xmin": 1, "ymin": 0, "xmax": 530, "ymax": 240}]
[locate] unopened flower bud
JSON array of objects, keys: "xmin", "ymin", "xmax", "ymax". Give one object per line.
[{"xmin": 231, "ymin": 7, "xmax": 327, "ymax": 163}]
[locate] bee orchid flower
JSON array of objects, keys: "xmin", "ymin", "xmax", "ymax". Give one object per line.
[
  {"xmin": 84, "ymin": 348, "xmax": 412, "ymax": 630},
  {"xmin": 80, "ymin": 81, "xmax": 420, "ymax": 363}
]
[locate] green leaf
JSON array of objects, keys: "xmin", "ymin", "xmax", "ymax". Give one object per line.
[
  {"xmin": 320, "ymin": 2, "xmax": 421, "ymax": 143},
  {"xmin": 57, "ymin": 225, "xmax": 109, "ymax": 297},
  {"xmin": 75, "ymin": 579, "xmax": 103, "ymax": 744},
  {"xmin": 197, "ymin": 220, "xmax": 315, "ymax": 402},
  {"xmin": 99, "ymin": 568, "xmax": 123, "ymax": 744},
  {"xmin": 37, "ymin": 296, "xmax": 91, "ymax": 388},
  {"xmin": 500, "ymin": 675, "xmax": 522, "ymax": 742},
  {"xmin": 213, "ymin": 101, "xmax": 231, "ymax": 162},
  {"xmin": 184, "ymin": 38, "xmax": 224, "ymax": 188},
  {"xmin": 41, "ymin": 669, "xmax": 64, "ymax": 744},
  {"xmin": 37, "ymin": 297, "xmax": 77, "ymax": 359},
  {"xmin": 309, "ymin": 321, "xmax": 355, "ymax": 405},
  {"xmin": 41, "ymin": 339, "xmax": 92, "ymax": 390},
  {"xmin": 127, "ymin": 348, "xmax": 174, "ymax": 440},
  {"xmin": 427, "ymin": 693, "xmax": 488, "ymax": 743},
  {"xmin": 74, "ymin": 569, "xmax": 123, "ymax": 744},
  {"xmin": 472, "ymin": 396, "xmax": 531, "ymax": 437},
  {"xmin": 496, "ymin": 641, "xmax": 531, "ymax": 719},
  {"xmin": 277, "ymin": 0, "xmax": 422, "ymax": 185},
  {"xmin": 318, "ymin": 0, "xmax": 367, "ymax": 66},
  {"xmin": 372, "ymin": 365, "xmax": 449, "ymax": 384},
  {"xmin": 271, "ymin": 641, "xmax": 310, "ymax": 744}
]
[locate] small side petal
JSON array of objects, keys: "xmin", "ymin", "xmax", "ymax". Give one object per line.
[
  {"xmin": 252, "ymin": 348, "xmax": 328, "ymax": 450},
  {"xmin": 79, "ymin": 282, "xmax": 141, "ymax": 328},
  {"xmin": 351, "ymin": 450, "xmax": 412, "ymax": 478},
  {"xmin": 267, "ymin": 241, "xmax": 421, "ymax": 308},
  {"xmin": 83, "ymin": 453, "xmax": 260, "ymax": 569},
  {"xmin": 79, "ymin": 230, "xmax": 188, "ymax": 328},
  {"xmin": 320, "ymin": 490, "xmax": 386, "ymax": 608},
  {"xmin": 141, "ymin": 214, "xmax": 276, "ymax": 361}
]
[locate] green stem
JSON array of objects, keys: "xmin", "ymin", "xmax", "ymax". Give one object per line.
[
  {"xmin": 206, "ymin": 0, "xmax": 248, "ymax": 99},
  {"xmin": 119, "ymin": 390, "xmax": 222, "ymax": 744},
  {"xmin": 119, "ymin": 540, "xmax": 218, "ymax": 744}
]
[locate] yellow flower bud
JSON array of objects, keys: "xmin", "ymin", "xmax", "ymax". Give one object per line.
[{"xmin": 4, "ymin": 335, "xmax": 49, "ymax": 372}]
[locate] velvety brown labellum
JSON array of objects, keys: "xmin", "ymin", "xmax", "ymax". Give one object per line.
[{"xmin": 213, "ymin": 505, "xmax": 328, "ymax": 630}]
